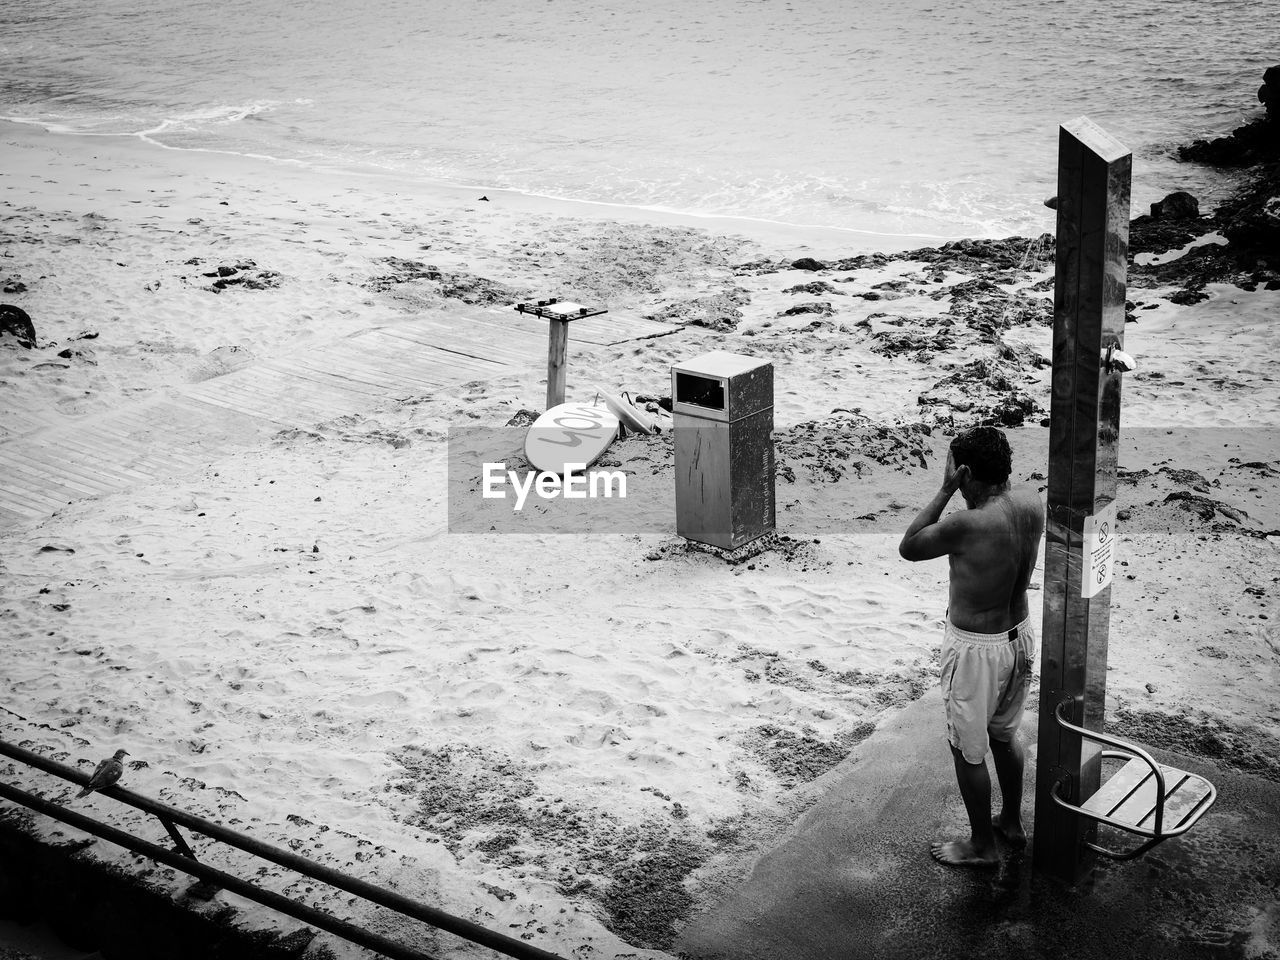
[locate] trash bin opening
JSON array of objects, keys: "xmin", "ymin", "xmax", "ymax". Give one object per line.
[{"xmin": 675, "ymin": 372, "xmax": 725, "ymax": 411}]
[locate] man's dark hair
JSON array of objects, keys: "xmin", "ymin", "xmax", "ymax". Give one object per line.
[{"xmin": 950, "ymin": 426, "xmax": 1012, "ymax": 486}]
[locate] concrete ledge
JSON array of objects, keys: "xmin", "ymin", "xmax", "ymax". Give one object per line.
[
  {"xmin": 0, "ymin": 812, "xmax": 322, "ymax": 960},
  {"xmin": 676, "ymin": 689, "xmax": 1280, "ymax": 960}
]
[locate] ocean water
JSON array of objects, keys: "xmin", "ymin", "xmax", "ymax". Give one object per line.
[{"xmin": 0, "ymin": 0, "xmax": 1269, "ymax": 239}]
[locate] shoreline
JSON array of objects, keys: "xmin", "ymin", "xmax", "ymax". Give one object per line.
[{"xmin": 0, "ymin": 119, "xmax": 962, "ymax": 258}]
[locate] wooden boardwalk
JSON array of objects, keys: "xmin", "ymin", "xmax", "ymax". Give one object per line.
[{"xmin": 0, "ymin": 305, "xmax": 677, "ymax": 530}]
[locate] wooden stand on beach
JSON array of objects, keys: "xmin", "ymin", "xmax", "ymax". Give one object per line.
[
  {"xmin": 514, "ymin": 299, "xmax": 608, "ymax": 410},
  {"xmin": 1032, "ymin": 117, "xmax": 1133, "ymax": 882}
]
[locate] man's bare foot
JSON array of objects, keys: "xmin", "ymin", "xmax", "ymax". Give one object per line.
[
  {"xmin": 992, "ymin": 816, "xmax": 1027, "ymax": 848},
  {"xmin": 930, "ymin": 839, "xmax": 999, "ymax": 868}
]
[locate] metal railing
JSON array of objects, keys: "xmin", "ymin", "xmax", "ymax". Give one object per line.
[{"xmin": 0, "ymin": 739, "xmax": 566, "ymax": 960}]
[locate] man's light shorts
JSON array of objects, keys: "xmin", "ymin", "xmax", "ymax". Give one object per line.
[{"xmin": 941, "ymin": 616, "xmax": 1035, "ymax": 764}]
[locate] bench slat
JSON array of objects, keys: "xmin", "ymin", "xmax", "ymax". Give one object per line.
[
  {"xmin": 1081, "ymin": 757, "xmax": 1152, "ymax": 821},
  {"xmin": 1110, "ymin": 767, "xmax": 1189, "ymax": 829},
  {"xmin": 1143, "ymin": 772, "xmax": 1215, "ymax": 831},
  {"xmin": 1080, "ymin": 757, "xmax": 1213, "ymax": 833}
]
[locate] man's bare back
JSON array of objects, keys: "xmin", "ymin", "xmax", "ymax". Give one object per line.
[
  {"xmin": 898, "ymin": 426, "xmax": 1044, "ymax": 868},
  {"xmin": 898, "ymin": 451, "xmax": 1044, "ymax": 626},
  {"xmin": 944, "ymin": 485, "xmax": 1044, "ymax": 633}
]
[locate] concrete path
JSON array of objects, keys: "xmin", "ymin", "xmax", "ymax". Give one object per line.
[
  {"xmin": 677, "ymin": 688, "xmax": 1280, "ymax": 960},
  {"xmin": 0, "ymin": 305, "xmax": 676, "ymax": 530}
]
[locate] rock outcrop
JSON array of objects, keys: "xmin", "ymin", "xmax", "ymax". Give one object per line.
[
  {"xmin": 1216, "ymin": 169, "xmax": 1280, "ymax": 257},
  {"xmin": 0, "ymin": 304, "xmax": 36, "ymax": 348},
  {"xmin": 1128, "ymin": 191, "xmax": 1211, "ymax": 257},
  {"xmin": 1150, "ymin": 191, "xmax": 1200, "ymax": 220},
  {"xmin": 1261, "ymin": 64, "xmax": 1280, "ymax": 121},
  {"xmin": 1130, "ymin": 65, "xmax": 1280, "ymax": 295}
]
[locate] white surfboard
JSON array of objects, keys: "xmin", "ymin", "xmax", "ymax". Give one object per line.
[
  {"xmin": 524, "ymin": 398, "xmax": 620, "ymax": 475},
  {"xmin": 596, "ymin": 388, "xmax": 662, "ymax": 435}
]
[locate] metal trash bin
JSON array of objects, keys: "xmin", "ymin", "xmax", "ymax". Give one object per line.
[{"xmin": 671, "ymin": 351, "xmax": 775, "ymax": 550}]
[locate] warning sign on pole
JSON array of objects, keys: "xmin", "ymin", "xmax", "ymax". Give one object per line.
[{"xmin": 1082, "ymin": 502, "xmax": 1118, "ymax": 598}]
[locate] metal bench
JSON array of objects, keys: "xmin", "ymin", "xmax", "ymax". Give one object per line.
[{"xmin": 1051, "ymin": 700, "xmax": 1217, "ymax": 860}]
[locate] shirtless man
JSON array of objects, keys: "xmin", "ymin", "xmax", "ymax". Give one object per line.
[{"xmin": 898, "ymin": 426, "xmax": 1045, "ymax": 867}]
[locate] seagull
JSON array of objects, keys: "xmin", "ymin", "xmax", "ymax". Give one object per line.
[{"xmin": 75, "ymin": 749, "xmax": 129, "ymax": 798}]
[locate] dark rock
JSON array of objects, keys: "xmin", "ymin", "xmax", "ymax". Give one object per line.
[
  {"xmin": 780, "ymin": 301, "xmax": 833, "ymax": 317},
  {"xmin": 790, "ymin": 257, "xmax": 827, "ymax": 272},
  {"xmin": 1143, "ymin": 72, "xmax": 1280, "ymax": 282},
  {"xmin": 775, "ymin": 414, "xmax": 932, "ymax": 483},
  {"xmin": 504, "ymin": 409, "xmax": 539, "ymax": 428},
  {"xmin": 634, "ymin": 394, "xmax": 673, "ymax": 413},
  {"xmin": 732, "ymin": 258, "xmax": 787, "ymax": 276},
  {"xmin": 1164, "ymin": 491, "xmax": 1222, "ymax": 522},
  {"xmin": 947, "ymin": 293, "xmax": 1050, "ymax": 335},
  {"xmin": 1178, "ymin": 116, "xmax": 1280, "ymax": 167},
  {"xmin": 1261, "ymin": 65, "xmax": 1280, "ymax": 120},
  {"xmin": 1177, "ymin": 67, "xmax": 1280, "ymax": 167},
  {"xmin": 783, "ymin": 281, "xmax": 842, "ymax": 296},
  {"xmin": 367, "ymin": 257, "xmax": 529, "ymax": 305},
  {"xmin": 380, "ymin": 257, "xmax": 442, "ymax": 281},
  {"xmin": 364, "ymin": 259, "xmax": 443, "ymax": 292},
  {"xmin": 986, "ymin": 394, "xmax": 1039, "ymax": 427},
  {"xmin": 834, "ymin": 236, "xmax": 1054, "ymax": 277},
  {"xmin": 1129, "ymin": 240, "xmax": 1259, "ymax": 298},
  {"xmin": 0, "ymin": 305, "xmax": 36, "ymax": 348},
  {"xmin": 831, "ymin": 252, "xmax": 892, "ymax": 272},
  {"xmin": 1217, "ymin": 173, "xmax": 1280, "ymax": 257},
  {"xmin": 2, "ymin": 279, "xmax": 26, "ymax": 293},
  {"xmin": 933, "ymin": 277, "xmax": 1005, "ymax": 303},
  {"xmin": 210, "ymin": 269, "xmax": 283, "ymax": 293},
  {"xmin": 917, "ymin": 357, "xmax": 1045, "ymax": 427},
  {"xmin": 203, "ymin": 262, "xmax": 284, "ymax": 293},
  {"xmin": 1128, "ymin": 212, "xmax": 1209, "ymax": 258},
  {"xmin": 647, "ymin": 289, "xmax": 749, "ymax": 331},
  {"xmin": 439, "ymin": 273, "xmax": 525, "ymax": 305},
  {"xmin": 869, "ymin": 327, "xmax": 953, "ymax": 363},
  {"xmin": 1150, "ymin": 191, "xmax": 1200, "ymax": 219},
  {"xmin": 1167, "ymin": 286, "xmax": 1211, "ymax": 306}
]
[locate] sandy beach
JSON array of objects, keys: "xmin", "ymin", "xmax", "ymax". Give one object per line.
[{"xmin": 2, "ymin": 117, "xmax": 1279, "ymax": 959}]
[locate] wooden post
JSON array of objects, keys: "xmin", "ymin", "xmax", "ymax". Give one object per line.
[
  {"xmin": 1032, "ymin": 117, "xmax": 1131, "ymax": 883},
  {"xmin": 515, "ymin": 300, "xmax": 607, "ymax": 411},
  {"xmin": 546, "ymin": 319, "xmax": 570, "ymax": 410}
]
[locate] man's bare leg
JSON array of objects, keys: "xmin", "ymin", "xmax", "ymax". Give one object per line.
[
  {"xmin": 931, "ymin": 744, "xmax": 999, "ymax": 867},
  {"xmin": 989, "ymin": 735, "xmax": 1027, "ymax": 847}
]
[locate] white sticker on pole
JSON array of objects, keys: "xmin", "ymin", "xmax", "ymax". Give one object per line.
[{"xmin": 1082, "ymin": 502, "xmax": 1118, "ymax": 598}]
